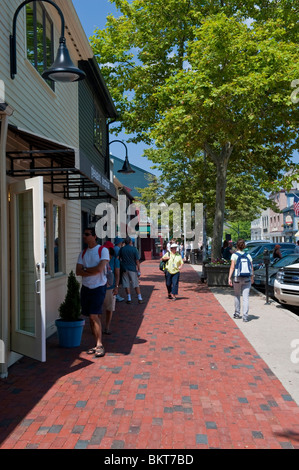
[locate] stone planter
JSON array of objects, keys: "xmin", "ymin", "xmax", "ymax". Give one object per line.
[{"xmin": 205, "ymin": 265, "xmax": 230, "ymax": 287}]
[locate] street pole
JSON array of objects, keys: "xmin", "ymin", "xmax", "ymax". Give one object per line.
[{"xmin": 263, "ymin": 248, "xmax": 271, "ymax": 305}]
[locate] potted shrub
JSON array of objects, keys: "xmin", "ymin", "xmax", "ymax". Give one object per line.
[{"xmin": 55, "ymin": 271, "xmax": 85, "ymax": 348}]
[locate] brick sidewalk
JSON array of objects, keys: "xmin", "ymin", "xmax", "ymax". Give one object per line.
[{"xmin": 1, "ymin": 260, "xmax": 299, "ymax": 449}]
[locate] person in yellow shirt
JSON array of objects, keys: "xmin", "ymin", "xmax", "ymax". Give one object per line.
[{"xmin": 162, "ymin": 243, "xmax": 184, "ymax": 300}]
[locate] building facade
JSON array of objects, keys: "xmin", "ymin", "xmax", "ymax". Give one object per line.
[
  {"xmin": 0, "ymin": 0, "xmax": 118, "ymax": 376},
  {"xmin": 268, "ymin": 191, "xmax": 287, "ymax": 242},
  {"xmin": 250, "ymin": 185, "xmax": 299, "ymax": 243},
  {"xmin": 250, "ymin": 208, "xmax": 270, "ymax": 241}
]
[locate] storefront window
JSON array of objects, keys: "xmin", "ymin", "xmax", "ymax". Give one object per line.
[
  {"xmin": 53, "ymin": 205, "xmax": 62, "ymax": 273},
  {"xmin": 94, "ymin": 103, "xmax": 105, "ymax": 154},
  {"xmin": 44, "ymin": 201, "xmax": 65, "ymax": 277}
]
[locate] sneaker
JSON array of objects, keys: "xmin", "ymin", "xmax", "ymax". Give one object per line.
[
  {"xmin": 138, "ymin": 299, "xmax": 144, "ymax": 304},
  {"xmin": 233, "ymin": 313, "xmax": 241, "ymax": 319},
  {"xmin": 126, "ymin": 300, "xmax": 132, "ymax": 304},
  {"xmin": 243, "ymin": 317, "xmax": 249, "ymax": 322},
  {"xmin": 116, "ymin": 295, "xmax": 124, "ymax": 302}
]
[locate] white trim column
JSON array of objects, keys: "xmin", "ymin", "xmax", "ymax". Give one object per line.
[{"xmin": 0, "ymin": 111, "xmax": 10, "ymax": 377}]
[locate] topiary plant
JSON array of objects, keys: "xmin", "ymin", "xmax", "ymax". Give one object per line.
[{"xmin": 58, "ymin": 271, "xmax": 81, "ymax": 321}]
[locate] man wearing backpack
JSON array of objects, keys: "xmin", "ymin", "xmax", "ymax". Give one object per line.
[
  {"xmin": 76, "ymin": 227, "xmax": 110, "ymax": 357},
  {"xmin": 228, "ymin": 239, "xmax": 254, "ymax": 322}
]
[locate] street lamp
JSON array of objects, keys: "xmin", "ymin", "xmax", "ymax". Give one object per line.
[
  {"xmin": 109, "ymin": 140, "xmax": 135, "ymax": 174},
  {"xmin": 10, "ymin": 0, "xmax": 86, "ymax": 82}
]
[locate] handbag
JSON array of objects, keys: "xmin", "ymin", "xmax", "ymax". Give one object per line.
[{"xmin": 159, "ymin": 259, "xmax": 167, "ymax": 272}]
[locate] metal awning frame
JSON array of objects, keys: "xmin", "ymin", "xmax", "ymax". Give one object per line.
[{"xmin": 6, "ymin": 148, "xmax": 114, "ymax": 200}]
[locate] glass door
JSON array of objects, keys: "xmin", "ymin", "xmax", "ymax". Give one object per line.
[{"xmin": 9, "ymin": 177, "xmax": 46, "ymax": 362}]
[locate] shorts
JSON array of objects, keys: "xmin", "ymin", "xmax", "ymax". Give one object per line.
[
  {"xmin": 103, "ymin": 288, "xmax": 116, "ymax": 312},
  {"xmin": 80, "ymin": 284, "xmax": 106, "ymax": 316},
  {"xmin": 122, "ymin": 271, "xmax": 139, "ymax": 289}
]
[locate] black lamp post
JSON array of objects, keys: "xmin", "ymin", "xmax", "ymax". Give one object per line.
[
  {"xmin": 109, "ymin": 140, "xmax": 135, "ymax": 174},
  {"xmin": 10, "ymin": 0, "xmax": 86, "ymax": 82}
]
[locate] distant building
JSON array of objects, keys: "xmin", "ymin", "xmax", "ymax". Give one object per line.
[
  {"xmin": 250, "ymin": 185, "xmax": 299, "ymax": 242},
  {"xmin": 111, "ymin": 155, "xmax": 160, "ymax": 259},
  {"xmin": 251, "ymin": 209, "xmax": 270, "ymax": 241},
  {"xmin": 110, "ymin": 155, "xmax": 154, "ymax": 198}
]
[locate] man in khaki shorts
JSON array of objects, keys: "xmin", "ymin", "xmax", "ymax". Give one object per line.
[{"xmin": 119, "ymin": 236, "xmax": 143, "ymax": 304}]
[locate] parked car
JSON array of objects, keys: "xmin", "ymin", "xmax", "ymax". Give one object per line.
[
  {"xmin": 244, "ymin": 240, "xmax": 267, "ymax": 253},
  {"xmin": 274, "ymin": 262, "xmax": 299, "ymax": 307},
  {"xmin": 254, "ymin": 253, "xmax": 299, "ymax": 294},
  {"xmin": 248, "ymin": 243, "xmax": 296, "ymax": 270}
]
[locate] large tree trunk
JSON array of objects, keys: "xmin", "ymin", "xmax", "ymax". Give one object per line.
[{"xmin": 204, "ymin": 142, "xmax": 233, "ymax": 261}]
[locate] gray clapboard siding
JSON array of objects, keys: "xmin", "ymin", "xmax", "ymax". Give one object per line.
[{"xmin": 1, "ymin": 1, "xmax": 79, "ymax": 148}]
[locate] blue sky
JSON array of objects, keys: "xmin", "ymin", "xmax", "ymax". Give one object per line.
[
  {"xmin": 72, "ymin": 0, "xmax": 119, "ymax": 36},
  {"xmin": 72, "ymin": 0, "xmax": 157, "ymax": 175}
]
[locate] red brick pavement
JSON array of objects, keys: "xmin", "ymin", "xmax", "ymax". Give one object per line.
[{"xmin": 1, "ymin": 260, "xmax": 299, "ymax": 449}]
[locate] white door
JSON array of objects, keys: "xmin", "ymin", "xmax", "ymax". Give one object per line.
[{"xmin": 9, "ymin": 177, "xmax": 46, "ymax": 362}]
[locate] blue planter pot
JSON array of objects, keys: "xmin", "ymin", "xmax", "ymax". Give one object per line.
[{"xmin": 55, "ymin": 319, "xmax": 85, "ymax": 348}]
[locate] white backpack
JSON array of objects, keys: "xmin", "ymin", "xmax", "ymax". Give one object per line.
[{"xmin": 234, "ymin": 253, "xmax": 252, "ymax": 277}]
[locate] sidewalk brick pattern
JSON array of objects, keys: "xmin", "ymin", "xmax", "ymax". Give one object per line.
[{"xmin": 1, "ymin": 261, "xmax": 299, "ymax": 449}]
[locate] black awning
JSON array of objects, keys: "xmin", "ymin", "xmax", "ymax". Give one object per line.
[{"xmin": 6, "ymin": 125, "xmax": 117, "ymax": 200}]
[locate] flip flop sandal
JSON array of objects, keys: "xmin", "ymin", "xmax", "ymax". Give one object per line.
[
  {"xmin": 86, "ymin": 347, "xmax": 96, "ymax": 354},
  {"xmin": 103, "ymin": 330, "xmax": 111, "ymax": 335},
  {"xmin": 94, "ymin": 346, "xmax": 105, "ymax": 358}
]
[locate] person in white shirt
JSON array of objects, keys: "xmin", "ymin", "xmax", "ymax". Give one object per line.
[{"xmin": 76, "ymin": 227, "xmax": 110, "ymax": 357}]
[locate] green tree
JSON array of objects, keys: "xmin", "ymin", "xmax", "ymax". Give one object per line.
[
  {"xmin": 150, "ymin": 15, "xmax": 298, "ymax": 257},
  {"xmin": 224, "ymin": 221, "xmax": 252, "ymax": 241},
  {"xmin": 91, "ymin": 1, "xmax": 298, "ymax": 257}
]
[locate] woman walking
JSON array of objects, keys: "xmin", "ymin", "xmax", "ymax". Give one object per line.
[
  {"xmin": 162, "ymin": 243, "xmax": 184, "ymax": 300},
  {"xmin": 228, "ymin": 238, "xmax": 254, "ymax": 322}
]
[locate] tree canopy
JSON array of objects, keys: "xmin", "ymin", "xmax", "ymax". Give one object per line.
[{"xmin": 91, "ymin": 1, "xmax": 299, "ymax": 256}]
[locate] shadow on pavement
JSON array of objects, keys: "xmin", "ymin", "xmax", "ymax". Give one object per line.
[{"xmin": 0, "ymin": 281, "xmax": 155, "ymax": 445}]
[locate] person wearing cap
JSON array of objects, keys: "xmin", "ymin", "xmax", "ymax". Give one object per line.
[
  {"xmin": 114, "ymin": 237, "xmax": 125, "ymax": 302},
  {"xmin": 162, "ymin": 243, "xmax": 184, "ymax": 300},
  {"xmin": 119, "ymin": 236, "xmax": 143, "ymax": 304},
  {"xmin": 102, "ymin": 241, "xmax": 120, "ymax": 334}
]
